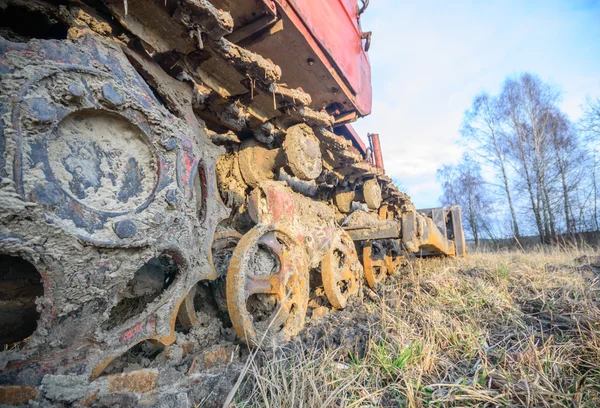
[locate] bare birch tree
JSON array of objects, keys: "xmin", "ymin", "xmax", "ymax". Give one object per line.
[
  {"xmin": 546, "ymin": 109, "xmax": 586, "ymax": 234},
  {"xmin": 461, "ymin": 92, "xmax": 521, "ymax": 240},
  {"xmin": 500, "ymin": 73, "xmax": 560, "ymax": 243},
  {"xmin": 444, "ymin": 73, "xmax": 599, "ymax": 245},
  {"xmin": 581, "ymin": 97, "xmax": 600, "ymax": 230},
  {"xmin": 437, "ymin": 155, "xmax": 491, "ymax": 249}
]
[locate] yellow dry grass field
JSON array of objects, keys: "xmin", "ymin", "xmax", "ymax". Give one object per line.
[{"xmin": 231, "ymin": 247, "xmax": 600, "ymax": 407}]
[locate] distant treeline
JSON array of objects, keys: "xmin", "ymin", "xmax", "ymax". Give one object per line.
[
  {"xmin": 468, "ymin": 231, "xmax": 600, "ymax": 252},
  {"xmin": 437, "ymin": 73, "xmax": 600, "ymax": 248}
]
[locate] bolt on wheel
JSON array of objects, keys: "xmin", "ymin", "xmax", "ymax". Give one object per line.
[
  {"xmin": 322, "ymin": 230, "xmax": 362, "ymax": 309},
  {"xmin": 226, "ymin": 224, "xmax": 309, "ymax": 346}
]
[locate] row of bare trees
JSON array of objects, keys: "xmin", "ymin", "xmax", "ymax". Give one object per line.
[{"xmin": 437, "ymin": 73, "xmax": 600, "ymax": 247}]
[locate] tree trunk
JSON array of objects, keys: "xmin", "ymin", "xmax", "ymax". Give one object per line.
[
  {"xmin": 594, "ymin": 155, "xmax": 599, "ymax": 231},
  {"xmin": 467, "ymin": 180, "xmax": 480, "ymax": 249},
  {"xmin": 539, "ymin": 147, "xmax": 557, "ymax": 238},
  {"xmin": 542, "ymin": 182, "xmax": 556, "ymax": 238},
  {"xmin": 492, "ymin": 136, "xmax": 521, "ymax": 239},
  {"xmin": 556, "ymin": 154, "xmax": 571, "ymax": 234},
  {"xmin": 539, "ymin": 182, "xmax": 550, "ymax": 243},
  {"xmin": 519, "ymin": 143, "xmax": 545, "ymax": 242}
]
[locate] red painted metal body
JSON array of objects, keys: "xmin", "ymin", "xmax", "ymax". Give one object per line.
[
  {"xmin": 214, "ymin": 0, "xmax": 372, "ymax": 128},
  {"xmin": 336, "ymin": 123, "xmax": 367, "ymax": 154},
  {"xmin": 210, "ymin": 0, "xmax": 373, "ymax": 157},
  {"xmin": 276, "ymin": 0, "xmax": 372, "ymax": 116}
]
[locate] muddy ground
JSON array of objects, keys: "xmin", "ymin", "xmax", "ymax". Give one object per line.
[
  {"xmin": 13, "ymin": 274, "xmax": 383, "ymax": 408},
  {"xmin": 9, "ymin": 252, "xmax": 599, "ymax": 407}
]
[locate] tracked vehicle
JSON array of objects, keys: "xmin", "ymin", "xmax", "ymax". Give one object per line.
[{"xmin": 0, "ymin": 0, "xmax": 465, "ymax": 404}]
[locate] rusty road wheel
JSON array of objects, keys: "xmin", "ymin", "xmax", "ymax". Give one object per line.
[
  {"xmin": 386, "ymin": 254, "xmax": 399, "ymax": 276},
  {"xmin": 363, "ymin": 241, "xmax": 389, "ymax": 288},
  {"xmin": 178, "ymin": 229, "xmax": 243, "ymax": 330},
  {"xmin": 322, "ymin": 231, "xmax": 362, "ymax": 309},
  {"xmin": 385, "ymin": 240, "xmax": 405, "ymax": 276},
  {"xmin": 177, "ymin": 285, "xmax": 199, "ymax": 331},
  {"xmin": 226, "ymin": 224, "xmax": 309, "ymax": 346},
  {"xmin": 211, "ymin": 229, "xmax": 243, "ymax": 313},
  {"xmin": 283, "ymin": 123, "xmax": 323, "ymax": 181}
]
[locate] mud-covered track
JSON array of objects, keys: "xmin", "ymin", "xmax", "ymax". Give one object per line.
[{"xmin": 0, "ymin": 1, "xmax": 465, "ymax": 406}]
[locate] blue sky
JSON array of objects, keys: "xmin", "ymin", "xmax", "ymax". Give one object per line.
[{"xmin": 353, "ymin": 0, "xmax": 600, "ymax": 208}]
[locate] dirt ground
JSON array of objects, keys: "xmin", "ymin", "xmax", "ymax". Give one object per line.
[
  {"xmin": 230, "ymin": 247, "xmax": 600, "ymax": 407},
  {"xmin": 8, "ymin": 247, "xmax": 600, "ymax": 407}
]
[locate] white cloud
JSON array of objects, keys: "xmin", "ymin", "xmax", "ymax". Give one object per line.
[{"xmin": 352, "ymin": 0, "xmax": 600, "ymax": 208}]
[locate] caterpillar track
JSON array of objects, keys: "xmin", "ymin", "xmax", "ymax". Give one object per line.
[{"xmin": 0, "ymin": 0, "xmax": 466, "ymax": 405}]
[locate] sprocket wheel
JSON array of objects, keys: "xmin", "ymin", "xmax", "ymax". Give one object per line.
[
  {"xmin": 322, "ymin": 230, "xmax": 362, "ymax": 309},
  {"xmin": 226, "ymin": 224, "xmax": 309, "ymax": 346}
]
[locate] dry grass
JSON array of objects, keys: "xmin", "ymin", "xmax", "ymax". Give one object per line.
[{"xmin": 231, "ymin": 246, "xmax": 600, "ymax": 407}]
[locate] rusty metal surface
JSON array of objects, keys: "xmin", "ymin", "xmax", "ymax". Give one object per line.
[
  {"xmin": 334, "ymin": 187, "xmax": 355, "ymax": 213},
  {"xmin": 342, "ymin": 206, "xmax": 401, "ymax": 241},
  {"xmin": 0, "ymin": 386, "xmax": 38, "ymax": 406},
  {"xmin": 416, "ymin": 206, "xmax": 467, "ymax": 257},
  {"xmin": 104, "ymin": 0, "xmax": 233, "ymax": 53},
  {"xmin": 282, "ymin": 124, "xmax": 322, "ymax": 181},
  {"xmin": 177, "ymin": 285, "xmax": 199, "ymax": 331},
  {"xmin": 0, "ymin": 35, "xmax": 228, "ymax": 385},
  {"xmin": 362, "ymin": 242, "xmax": 388, "ymax": 288},
  {"xmin": 211, "ymin": 0, "xmax": 277, "ymax": 29},
  {"xmin": 237, "ymin": 140, "xmax": 283, "ymax": 187},
  {"xmin": 402, "ymin": 211, "xmax": 456, "ymax": 256},
  {"xmin": 385, "ymin": 239, "xmax": 405, "ymax": 276},
  {"xmin": 276, "ymin": 0, "xmax": 372, "ymax": 116},
  {"xmin": 449, "ymin": 205, "xmax": 467, "ymax": 257},
  {"xmin": 344, "ymin": 221, "xmax": 401, "ymax": 242},
  {"xmin": 335, "ymin": 123, "xmax": 368, "ymax": 156},
  {"xmin": 246, "ymin": 182, "xmax": 339, "ymax": 266},
  {"xmin": 0, "ymin": 0, "xmax": 468, "ymax": 399},
  {"xmin": 210, "ymin": 0, "xmax": 373, "ymax": 120},
  {"xmin": 334, "ymin": 178, "xmax": 382, "ymax": 214},
  {"xmin": 321, "ymin": 230, "xmax": 362, "ymax": 309},
  {"xmin": 225, "ymin": 224, "xmax": 309, "ymax": 345},
  {"xmin": 362, "ymin": 178, "xmax": 382, "ymax": 210},
  {"xmin": 368, "ymin": 133, "xmax": 384, "ymax": 171},
  {"xmin": 249, "ymin": 2, "xmax": 370, "ymax": 121}
]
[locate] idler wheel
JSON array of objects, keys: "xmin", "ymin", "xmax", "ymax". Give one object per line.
[
  {"xmin": 321, "ymin": 231, "xmax": 362, "ymax": 309},
  {"xmin": 363, "ymin": 178, "xmax": 382, "ymax": 210},
  {"xmin": 283, "ymin": 124, "xmax": 322, "ymax": 181},
  {"xmin": 226, "ymin": 224, "xmax": 309, "ymax": 346},
  {"xmin": 362, "ymin": 241, "xmax": 389, "ymax": 288}
]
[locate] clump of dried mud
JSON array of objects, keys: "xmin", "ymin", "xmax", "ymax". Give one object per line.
[{"xmin": 26, "ymin": 272, "xmax": 382, "ymax": 407}]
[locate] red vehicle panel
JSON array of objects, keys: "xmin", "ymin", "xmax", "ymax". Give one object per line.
[
  {"xmin": 210, "ymin": 0, "xmax": 372, "ymax": 136},
  {"xmin": 275, "ymin": 0, "xmax": 372, "ymax": 116}
]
